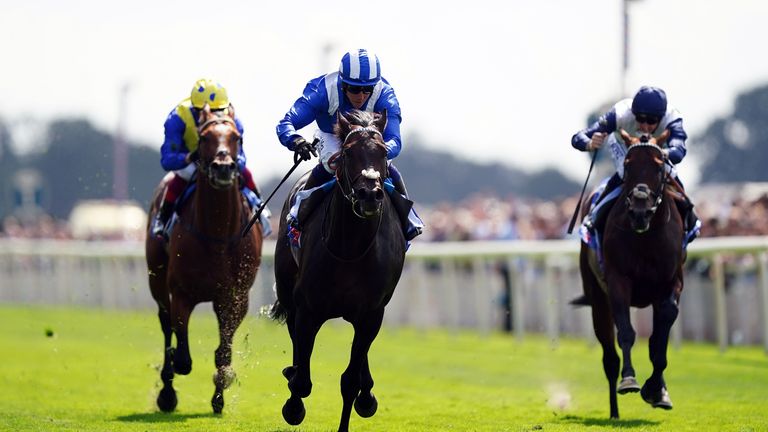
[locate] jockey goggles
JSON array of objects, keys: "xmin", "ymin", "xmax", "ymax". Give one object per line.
[
  {"xmin": 635, "ymin": 114, "xmax": 661, "ymax": 125},
  {"xmin": 344, "ymin": 84, "xmax": 374, "ymax": 95}
]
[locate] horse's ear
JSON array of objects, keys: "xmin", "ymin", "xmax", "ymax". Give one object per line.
[
  {"xmin": 200, "ymin": 103, "xmax": 212, "ymax": 122},
  {"xmin": 619, "ymin": 129, "xmax": 633, "ymax": 147},
  {"xmin": 654, "ymin": 129, "xmax": 671, "ymax": 146},
  {"xmin": 374, "ymin": 109, "xmax": 387, "ymax": 133},
  {"xmin": 337, "ymin": 111, "xmax": 351, "ymax": 134},
  {"xmin": 226, "ymin": 103, "xmax": 235, "ymax": 119}
]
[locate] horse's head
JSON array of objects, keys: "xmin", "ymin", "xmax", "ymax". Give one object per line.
[
  {"xmin": 196, "ymin": 104, "xmax": 241, "ymax": 189},
  {"xmin": 334, "ymin": 109, "xmax": 389, "ymax": 219},
  {"xmin": 619, "ymin": 129, "xmax": 670, "ymax": 233}
]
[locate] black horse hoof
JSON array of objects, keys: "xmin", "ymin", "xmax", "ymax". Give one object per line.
[
  {"xmin": 282, "ymin": 398, "xmax": 306, "ymax": 425},
  {"xmin": 282, "ymin": 366, "xmax": 297, "ymax": 380},
  {"xmin": 211, "ymin": 392, "xmax": 224, "ymax": 414},
  {"xmin": 173, "ymin": 356, "xmax": 192, "ymax": 375},
  {"xmin": 617, "ymin": 376, "xmax": 640, "ymax": 394},
  {"xmin": 354, "ymin": 392, "xmax": 378, "ymax": 418},
  {"xmin": 641, "ymin": 384, "xmax": 673, "ymax": 410},
  {"xmin": 157, "ymin": 387, "xmax": 178, "ymax": 412}
]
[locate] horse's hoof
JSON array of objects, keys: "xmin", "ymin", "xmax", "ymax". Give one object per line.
[
  {"xmin": 641, "ymin": 385, "xmax": 673, "ymax": 410},
  {"xmin": 211, "ymin": 392, "xmax": 224, "ymax": 414},
  {"xmin": 282, "ymin": 398, "xmax": 306, "ymax": 425},
  {"xmin": 617, "ymin": 376, "xmax": 640, "ymax": 394},
  {"xmin": 282, "ymin": 365, "xmax": 297, "ymax": 380},
  {"xmin": 173, "ymin": 353, "xmax": 192, "ymax": 375},
  {"xmin": 157, "ymin": 387, "xmax": 178, "ymax": 412},
  {"xmin": 173, "ymin": 361, "xmax": 192, "ymax": 375},
  {"xmin": 354, "ymin": 392, "xmax": 378, "ymax": 418}
]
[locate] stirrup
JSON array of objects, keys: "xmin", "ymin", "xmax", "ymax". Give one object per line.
[
  {"xmin": 151, "ymin": 216, "xmax": 167, "ymax": 239},
  {"xmin": 583, "ymin": 215, "xmax": 595, "ymax": 230}
]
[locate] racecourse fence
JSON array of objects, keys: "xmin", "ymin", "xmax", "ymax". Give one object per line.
[{"xmin": 1, "ymin": 237, "xmax": 767, "ymax": 353}]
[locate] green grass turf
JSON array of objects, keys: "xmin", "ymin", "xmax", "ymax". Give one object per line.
[{"xmin": 0, "ymin": 305, "xmax": 766, "ymax": 431}]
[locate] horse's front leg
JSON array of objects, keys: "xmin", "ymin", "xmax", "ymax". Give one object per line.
[
  {"xmin": 170, "ymin": 292, "xmax": 195, "ymax": 376},
  {"xmin": 282, "ymin": 305, "xmax": 320, "ymax": 426},
  {"xmin": 607, "ymin": 275, "xmax": 640, "ymax": 394},
  {"xmin": 641, "ymin": 290, "xmax": 679, "ymax": 410},
  {"xmin": 338, "ymin": 309, "xmax": 385, "ymax": 432},
  {"xmin": 156, "ymin": 305, "xmax": 178, "ymax": 412},
  {"xmin": 210, "ymin": 292, "xmax": 250, "ymax": 414}
]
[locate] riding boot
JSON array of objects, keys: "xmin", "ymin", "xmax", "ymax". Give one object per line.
[
  {"xmin": 587, "ymin": 196, "xmax": 616, "ymax": 235},
  {"xmin": 290, "ymin": 164, "xmax": 334, "ymax": 231},
  {"xmin": 675, "ymin": 198, "xmax": 700, "ymax": 243},
  {"xmin": 584, "ymin": 174, "xmax": 623, "ymax": 235},
  {"xmin": 151, "ymin": 200, "xmax": 174, "ymax": 239},
  {"xmin": 387, "ymin": 165, "xmax": 423, "ymax": 241}
]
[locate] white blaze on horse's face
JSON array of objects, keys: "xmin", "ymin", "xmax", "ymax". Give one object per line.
[{"xmin": 361, "ymin": 168, "xmax": 381, "ymax": 180}]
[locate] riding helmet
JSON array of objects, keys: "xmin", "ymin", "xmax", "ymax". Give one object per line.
[{"xmin": 339, "ymin": 49, "xmax": 381, "ymax": 86}]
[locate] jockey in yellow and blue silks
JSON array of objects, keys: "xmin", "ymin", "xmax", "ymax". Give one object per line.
[
  {"xmin": 276, "ymin": 48, "xmax": 423, "ymax": 241},
  {"xmin": 150, "ymin": 79, "xmax": 261, "ymax": 238},
  {"xmin": 572, "ymin": 86, "xmax": 700, "ymax": 244}
]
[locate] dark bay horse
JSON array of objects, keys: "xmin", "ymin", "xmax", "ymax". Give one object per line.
[
  {"xmin": 145, "ymin": 104, "xmax": 263, "ymax": 414},
  {"xmin": 272, "ymin": 110, "xmax": 406, "ymax": 432},
  {"xmin": 577, "ymin": 129, "xmax": 684, "ymax": 419}
]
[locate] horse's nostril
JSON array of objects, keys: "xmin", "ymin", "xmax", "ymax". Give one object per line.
[{"xmin": 374, "ymin": 188, "xmax": 384, "ymax": 201}]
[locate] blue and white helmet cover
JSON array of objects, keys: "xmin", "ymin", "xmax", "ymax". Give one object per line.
[{"xmin": 339, "ymin": 49, "xmax": 381, "ymax": 86}]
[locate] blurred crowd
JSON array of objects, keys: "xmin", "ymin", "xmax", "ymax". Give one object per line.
[
  {"xmin": 420, "ymin": 191, "xmax": 768, "ymax": 242},
  {"xmin": 3, "ymin": 190, "xmax": 768, "ymax": 241}
]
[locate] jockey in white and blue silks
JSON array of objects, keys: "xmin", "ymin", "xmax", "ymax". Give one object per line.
[
  {"xmin": 572, "ymin": 86, "xmax": 700, "ymax": 244},
  {"xmin": 276, "ymin": 48, "xmax": 423, "ymax": 241}
]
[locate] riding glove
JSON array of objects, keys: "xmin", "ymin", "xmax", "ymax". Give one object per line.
[{"xmin": 292, "ymin": 137, "xmax": 317, "ymax": 162}]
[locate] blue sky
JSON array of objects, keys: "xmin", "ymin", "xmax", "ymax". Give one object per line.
[{"xmin": 2, "ymin": 0, "xmax": 767, "ymax": 190}]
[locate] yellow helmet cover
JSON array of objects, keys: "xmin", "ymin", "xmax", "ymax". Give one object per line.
[{"xmin": 190, "ymin": 79, "xmax": 229, "ymax": 110}]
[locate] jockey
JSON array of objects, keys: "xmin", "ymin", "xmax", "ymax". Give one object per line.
[
  {"xmin": 572, "ymin": 86, "xmax": 700, "ymax": 243},
  {"xmin": 150, "ymin": 78, "xmax": 261, "ymax": 238},
  {"xmin": 276, "ymin": 48, "xmax": 423, "ymax": 241}
]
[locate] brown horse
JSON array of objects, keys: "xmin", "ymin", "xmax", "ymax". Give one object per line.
[
  {"xmin": 145, "ymin": 104, "xmax": 263, "ymax": 414},
  {"xmin": 272, "ymin": 110, "xmax": 406, "ymax": 432},
  {"xmin": 577, "ymin": 129, "xmax": 684, "ymax": 419}
]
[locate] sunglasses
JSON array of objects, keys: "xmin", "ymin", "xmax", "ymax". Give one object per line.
[
  {"xmin": 345, "ymin": 84, "xmax": 374, "ymax": 95},
  {"xmin": 635, "ymin": 114, "xmax": 661, "ymax": 125}
]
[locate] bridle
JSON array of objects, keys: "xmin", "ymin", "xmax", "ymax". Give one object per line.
[
  {"xmin": 335, "ymin": 126, "xmax": 388, "ymax": 219},
  {"xmin": 195, "ymin": 115, "xmax": 241, "ymax": 182},
  {"xmin": 624, "ymin": 142, "xmax": 670, "ymax": 221}
]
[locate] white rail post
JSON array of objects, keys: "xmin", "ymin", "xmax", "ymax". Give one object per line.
[
  {"xmin": 472, "ymin": 257, "xmax": 491, "ymax": 335},
  {"xmin": 544, "ymin": 255, "xmax": 559, "ymax": 347},
  {"xmin": 757, "ymin": 252, "xmax": 768, "ymax": 355},
  {"xmin": 712, "ymin": 253, "xmax": 728, "ymax": 352},
  {"xmin": 506, "ymin": 257, "xmax": 525, "ymax": 341}
]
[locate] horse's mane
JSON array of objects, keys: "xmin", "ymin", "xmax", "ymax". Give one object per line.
[{"xmin": 334, "ymin": 110, "xmax": 379, "ymax": 139}]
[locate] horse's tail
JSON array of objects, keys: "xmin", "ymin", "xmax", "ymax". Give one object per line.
[
  {"xmin": 270, "ymin": 299, "xmax": 288, "ymax": 323},
  {"xmin": 569, "ymin": 294, "xmax": 591, "ymax": 307}
]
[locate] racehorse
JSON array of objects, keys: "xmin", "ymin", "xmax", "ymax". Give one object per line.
[
  {"xmin": 272, "ymin": 110, "xmax": 407, "ymax": 432},
  {"xmin": 145, "ymin": 104, "xmax": 263, "ymax": 414},
  {"xmin": 576, "ymin": 129, "xmax": 684, "ymax": 419}
]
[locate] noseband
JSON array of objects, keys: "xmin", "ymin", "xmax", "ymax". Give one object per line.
[
  {"xmin": 335, "ymin": 127, "xmax": 388, "ymax": 218},
  {"xmin": 624, "ymin": 143, "xmax": 669, "ymax": 218}
]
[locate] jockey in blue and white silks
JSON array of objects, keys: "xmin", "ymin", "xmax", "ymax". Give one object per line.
[
  {"xmin": 572, "ymin": 86, "xmax": 700, "ymax": 245},
  {"xmin": 276, "ymin": 48, "xmax": 423, "ymax": 242}
]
